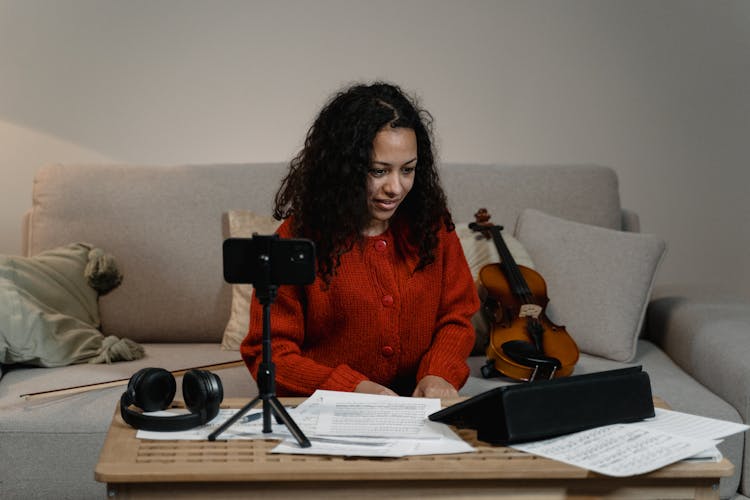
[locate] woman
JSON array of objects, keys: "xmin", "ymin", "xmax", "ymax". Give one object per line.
[{"xmin": 241, "ymin": 82, "xmax": 479, "ymax": 398}]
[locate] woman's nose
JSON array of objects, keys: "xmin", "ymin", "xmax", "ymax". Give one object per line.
[{"xmin": 383, "ymin": 173, "xmax": 402, "ymax": 196}]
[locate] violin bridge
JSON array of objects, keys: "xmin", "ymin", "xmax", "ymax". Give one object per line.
[
  {"xmin": 519, "ymin": 304, "xmax": 543, "ymax": 319},
  {"xmin": 529, "ymin": 363, "xmax": 558, "ymax": 382}
]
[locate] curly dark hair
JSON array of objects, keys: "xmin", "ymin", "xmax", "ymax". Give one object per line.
[{"xmin": 274, "ymin": 82, "xmax": 454, "ymax": 283}]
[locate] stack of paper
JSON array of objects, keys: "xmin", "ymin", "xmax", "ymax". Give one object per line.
[
  {"xmin": 136, "ymin": 391, "xmax": 748, "ymax": 474},
  {"xmin": 511, "ymin": 408, "xmax": 748, "ymax": 476},
  {"xmin": 270, "ymin": 390, "xmax": 474, "ymax": 457},
  {"xmin": 136, "ymin": 389, "xmax": 475, "ymax": 458}
]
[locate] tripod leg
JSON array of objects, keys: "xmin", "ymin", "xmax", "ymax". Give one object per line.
[
  {"xmin": 268, "ymin": 397, "xmax": 311, "ymax": 448},
  {"xmin": 207, "ymin": 395, "xmax": 261, "ymax": 441},
  {"xmin": 261, "ymin": 395, "xmax": 273, "ymax": 433}
]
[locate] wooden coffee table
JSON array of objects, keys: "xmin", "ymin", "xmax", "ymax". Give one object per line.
[{"xmin": 95, "ymin": 398, "xmax": 733, "ymax": 499}]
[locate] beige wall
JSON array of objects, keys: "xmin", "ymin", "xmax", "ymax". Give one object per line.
[{"xmin": 1, "ymin": 0, "xmax": 748, "ymax": 300}]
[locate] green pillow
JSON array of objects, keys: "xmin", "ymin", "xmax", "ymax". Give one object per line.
[{"xmin": 0, "ymin": 243, "xmax": 144, "ymax": 367}]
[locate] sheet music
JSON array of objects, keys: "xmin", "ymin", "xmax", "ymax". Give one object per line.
[
  {"xmin": 645, "ymin": 408, "xmax": 749, "ymax": 440},
  {"xmin": 306, "ymin": 389, "xmax": 445, "ymax": 439},
  {"xmin": 136, "ymin": 390, "xmax": 475, "ymax": 457},
  {"xmin": 272, "ymin": 418, "xmax": 474, "ymax": 457},
  {"xmin": 511, "ymin": 408, "xmax": 748, "ymax": 477},
  {"xmin": 134, "ymin": 392, "xmax": 746, "ymax": 470},
  {"xmin": 512, "ymin": 424, "xmax": 717, "ymax": 477}
]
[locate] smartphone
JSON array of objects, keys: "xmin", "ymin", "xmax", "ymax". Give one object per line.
[{"xmin": 222, "ymin": 236, "xmax": 316, "ymax": 285}]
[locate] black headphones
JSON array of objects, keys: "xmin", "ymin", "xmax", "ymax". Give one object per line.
[{"xmin": 120, "ymin": 367, "xmax": 224, "ymax": 432}]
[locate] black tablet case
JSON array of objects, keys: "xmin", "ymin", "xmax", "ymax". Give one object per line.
[{"xmin": 429, "ymin": 366, "xmax": 654, "ymax": 445}]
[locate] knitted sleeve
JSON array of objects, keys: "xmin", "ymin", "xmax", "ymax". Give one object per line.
[{"xmin": 416, "ymin": 228, "xmax": 480, "ymax": 389}]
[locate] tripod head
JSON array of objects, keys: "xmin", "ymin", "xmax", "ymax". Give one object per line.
[{"xmin": 223, "ymin": 234, "xmax": 316, "ymax": 299}]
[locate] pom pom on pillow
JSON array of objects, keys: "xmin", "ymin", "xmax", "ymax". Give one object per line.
[{"xmin": 85, "ymin": 247, "xmax": 123, "ymax": 295}]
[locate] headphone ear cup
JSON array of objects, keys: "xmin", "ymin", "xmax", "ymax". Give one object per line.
[
  {"xmin": 183, "ymin": 370, "xmax": 223, "ymax": 422},
  {"xmin": 132, "ymin": 368, "xmax": 177, "ymax": 412},
  {"xmin": 124, "ymin": 367, "xmax": 150, "ymax": 404}
]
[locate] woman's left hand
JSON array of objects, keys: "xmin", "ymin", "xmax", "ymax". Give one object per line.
[{"xmin": 412, "ymin": 375, "xmax": 458, "ymax": 398}]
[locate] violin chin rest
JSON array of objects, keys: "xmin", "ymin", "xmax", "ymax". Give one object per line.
[{"xmin": 501, "ymin": 340, "xmax": 561, "ymax": 370}]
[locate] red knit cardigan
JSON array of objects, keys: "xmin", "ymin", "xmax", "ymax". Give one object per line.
[{"xmin": 240, "ymin": 218, "xmax": 480, "ymax": 396}]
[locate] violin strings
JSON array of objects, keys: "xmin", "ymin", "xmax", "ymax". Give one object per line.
[{"xmin": 494, "ymin": 227, "xmax": 534, "ymax": 303}]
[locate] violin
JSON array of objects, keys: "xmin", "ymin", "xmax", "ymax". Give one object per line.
[{"xmin": 470, "ymin": 208, "xmax": 579, "ymax": 382}]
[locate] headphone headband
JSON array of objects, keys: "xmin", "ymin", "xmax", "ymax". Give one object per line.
[{"xmin": 120, "ymin": 368, "xmax": 223, "ymax": 432}]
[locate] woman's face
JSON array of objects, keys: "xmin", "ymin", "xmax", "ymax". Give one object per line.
[{"xmin": 364, "ymin": 127, "xmax": 418, "ymax": 236}]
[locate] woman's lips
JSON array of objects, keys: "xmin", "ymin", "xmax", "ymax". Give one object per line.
[{"xmin": 373, "ymin": 199, "xmax": 399, "ymax": 210}]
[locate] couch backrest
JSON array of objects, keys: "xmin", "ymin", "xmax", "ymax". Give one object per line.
[{"xmin": 26, "ymin": 163, "xmax": 622, "ymax": 342}]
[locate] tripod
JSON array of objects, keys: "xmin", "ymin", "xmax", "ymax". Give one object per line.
[{"xmin": 208, "ymin": 241, "xmax": 311, "ymax": 447}]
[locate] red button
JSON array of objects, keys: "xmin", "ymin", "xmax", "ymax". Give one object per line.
[
  {"xmin": 382, "ymin": 295, "xmax": 394, "ymax": 306},
  {"xmin": 382, "ymin": 345, "xmax": 394, "ymax": 357},
  {"xmin": 374, "ymin": 240, "xmax": 387, "ymax": 252}
]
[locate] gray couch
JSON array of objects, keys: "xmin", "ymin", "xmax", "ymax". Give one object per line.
[{"xmin": 1, "ymin": 163, "xmax": 749, "ymax": 499}]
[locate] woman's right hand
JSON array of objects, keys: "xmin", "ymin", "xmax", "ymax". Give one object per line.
[{"xmin": 355, "ymin": 380, "xmax": 398, "ymax": 396}]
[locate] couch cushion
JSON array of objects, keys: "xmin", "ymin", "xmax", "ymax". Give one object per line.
[
  {"xmin": 28, "ymin": 163, "xmax": 288, "ymax": 343},
  {"xmin": 0, "ymin": 343, "xmax": 246, "ymax": 406},
  {"xmin": 440, "ymin": 164, "xmax": 622, "ymax": 230},
  {"xmin": 27, "ymin": 163, "xmax": 622, "ymax": 343},
  {"xmin": 0, "ymin": 343, "xmax": 254, "ymax": 500},
  {"xmin": 515, "ymin": 209, "xmax": 666, "ymax": 362}
]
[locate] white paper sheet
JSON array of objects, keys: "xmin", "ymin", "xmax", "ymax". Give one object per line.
[
  {"xmin": 135, "ymin": 393, "xmax": 748, "ymax": 469},
  {"xmin": 135, "ymin": 391, "xmax": 475, "ymax": 458},
  {"xmin": 511, "ymin": 408, "xmax": 748, "ymax": 477},
  {"xmin": 271, "ymin": 420, "xmax": 474, "ymax": 457},
  {"xmin": 305, "ymin": 389, "xmax": 445, "ymax": 439},
  {"xmin": 646, "ymin": 408, "xmax": 749, "ymax": 440},
  {"xmin": 512, "ymin": 424, "xmax": 717, "ymax": 477}
]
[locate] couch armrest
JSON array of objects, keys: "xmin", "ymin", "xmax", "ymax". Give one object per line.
[
  {"xmin": 646, "ymin": 286, "xmax": 750, "ymax": 422},
  {"xmin": 621, "ymin": 208, "xmax": 640, "ymax": 232}
]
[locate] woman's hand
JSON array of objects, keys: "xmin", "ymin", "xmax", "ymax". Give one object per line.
[
  {"xmin": 355, "ymin": 380, "xmax": 398, "ymax": 396},
  {"xmin": 412, "ymin": 375, "xmax": 458, "ymax": 398}
]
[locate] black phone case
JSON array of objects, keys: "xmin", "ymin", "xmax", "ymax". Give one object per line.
[{"xmin": 429, "ymin": 366, "xmax": 654, "ymax": 445}]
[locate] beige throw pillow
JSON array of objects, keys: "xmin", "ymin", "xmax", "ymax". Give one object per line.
[
  {"xmin": 221, "ymin": 211, "xmax": 281, "ymax": 350},
  {"xmin": 515, "ymin": 209, "xmax": 666, "ymax": 362}
]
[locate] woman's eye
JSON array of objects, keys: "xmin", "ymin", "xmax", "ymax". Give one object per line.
[
  {"xmin": 369, "ymin": 169, "xmax": 386, "ymax": 177},
  {"xmin": 401, "ymin": 167, "xmax": 415, "ymax": 175}
]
